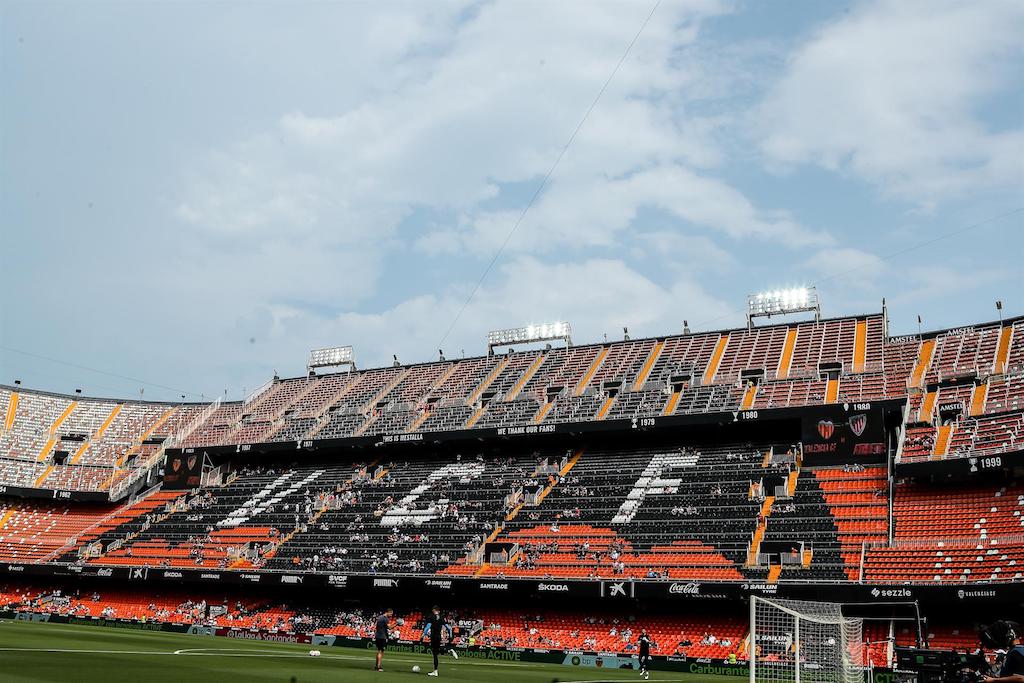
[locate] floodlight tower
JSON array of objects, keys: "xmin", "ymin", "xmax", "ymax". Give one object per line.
[
  {"xmin": 746, "ymin": 287, "xmax": 820, "ymax": 329},
  {"xmin": 307, "ymin": 345, "xmax": 356, "ymax": 374},
  {"xmin": 486, "ymin": 321, "xmax": 573, "ymax": 355}
]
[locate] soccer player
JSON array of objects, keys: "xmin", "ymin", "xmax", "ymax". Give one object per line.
[
  {"xmin": 421, "ymin": 605, "xmax": 458, "ymax": 677},
  {"xmin": 638, "ymin": 629, "xmax": 652, "ymax": 680},
  {"xmin": 374, "ymin": 607, "xmax": 393, "ymax": 672}
]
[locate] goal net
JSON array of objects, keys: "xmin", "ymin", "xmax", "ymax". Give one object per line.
[{"xmin": 750, "ymin": 596, "xmax": 865, "ymax": 683}]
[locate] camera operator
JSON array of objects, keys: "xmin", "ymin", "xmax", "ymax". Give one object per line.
[{"xmin": 982, "ymin": 621, "xmax": 1024, "ymax": 683}]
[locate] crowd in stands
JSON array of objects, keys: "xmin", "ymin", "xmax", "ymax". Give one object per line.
[
  {"xmin": 0, "ymin": 438, "xmax": 1015, "ymax": 589},
  {"xmin": 0, "ymin": 581, "xmax": 749, "ymax": 659},
  {"xmin": 10, "ymin": 580, "xmax": 1001, "ymax": 668}
]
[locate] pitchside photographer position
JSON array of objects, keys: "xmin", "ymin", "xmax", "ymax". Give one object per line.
[{"xmin": 982, "ymin": 621, "xmax": 1024, "ymax": 683}]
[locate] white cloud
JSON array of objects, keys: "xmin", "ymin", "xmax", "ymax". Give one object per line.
[
  {"xmin": 321, "ymin": 256, "xmax": 733, "ymax": 366},
  {"xmin": 804, "ymin": 247, "xmax": 887, "ymax": 289},
  {"xmin": 758, "ymin": 0, "xmax": 1024, "ymax": 205},
  {"xmin": 168, "ymin": 0, "xmax": 822, "ymax": 380},
  {"xmin": 636, "ymin": 230, "xmax": 737, "ymax": 273},
  {"xmin": 7, "ymin": 1, "xmax": 1022, "ymax": 402},
  {"xmin": 178, "ymin": 1, "xmax": 819, "ymax": 261},
  {"xmin": 423, "ymin": 165, "xmax": 832, "ymax": 257}
]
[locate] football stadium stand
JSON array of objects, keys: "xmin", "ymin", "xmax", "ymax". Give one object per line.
[
  {"xmin": 0, "ymin": 386, "xmax": 203, "ymax": 496},
  {"xmin": 1, "ymin": 306, "xmax": 1023, "ymax": 672},
  {"xmin": 4, "ymin": 310, "xmax": 1022, "ymax": 482},
  {"xmin": 0, "ymin": 581, "xmax": 747, "ymax": 657}
]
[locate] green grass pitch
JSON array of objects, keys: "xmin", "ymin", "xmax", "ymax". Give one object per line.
[{"xmin": 0, "ymin": 619, "xmax": 740, "ymax": 683}]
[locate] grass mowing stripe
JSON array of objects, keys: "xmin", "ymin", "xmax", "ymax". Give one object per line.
[{"xmin": 0, "ymin": 618, "xmax": 725, "ymax": 683}]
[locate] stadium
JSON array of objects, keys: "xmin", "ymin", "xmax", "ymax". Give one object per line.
[
  {"xmin": 1, "ymin": 302, "xmax": 1023, "ymax": 681},
  {"xmin": 3, "ymin": 2, "xmax": 1023, "ymax": 682}
]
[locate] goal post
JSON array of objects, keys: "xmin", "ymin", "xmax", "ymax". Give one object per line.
[{"xmin": 750, "ymin": 596, "xmax": 865, "ymax": 683}]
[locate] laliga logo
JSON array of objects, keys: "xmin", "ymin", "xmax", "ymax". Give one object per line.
[{"xmin": 669, "ymin": 583, "xmax": 700, "ymax": 595}]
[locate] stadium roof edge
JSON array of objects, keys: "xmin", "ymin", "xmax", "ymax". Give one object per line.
[
  {"xmin": 2, "ymin": 309, "xmax": 1020, "ymax": 406},
  {"xmin": 912, "ymin": 314, "xmax": 1022, "ymax": 341},
  {"xmin": 0, "ymin": 384, "xmax": 211, "ymax": 407}
]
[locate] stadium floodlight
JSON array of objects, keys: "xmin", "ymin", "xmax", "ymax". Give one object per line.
[
  {"xmin": 747, "ymin": 287, "xmax": 820, "ymax": 328},
  {"xmin": 307, "ymin": 345, "xmax": 355, "ymax": 372},
  {"xmin": 487, "ymin": 321, "xmax": 572, "ymax": 354}
]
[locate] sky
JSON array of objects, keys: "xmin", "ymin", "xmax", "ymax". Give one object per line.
[{"xmin": 1, "ymin": 0, "xmax": 1022, "ymax": 403}]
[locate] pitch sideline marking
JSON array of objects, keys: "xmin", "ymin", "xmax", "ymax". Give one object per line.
[{"xmin": 0, "ymin": 645, "xmax": 681, "ymax": 679}]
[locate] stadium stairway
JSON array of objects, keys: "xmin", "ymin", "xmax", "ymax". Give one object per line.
[
  {"xmin": 932, "ymin": 424, "xmax": 954, "ymax": 459},
  {"xmin": 919, "ymin": 389, "xmax": 938, "ymax": 423},
  {"xmin": 995, "ymin": 325, "xmax": 1014, "ymax": 374},
  {"xmin": 575, "ymin": 347, "xmax": 609, "ymax": 396},
  {"xmin": 910, "ymin": 339, "xmax": 936, "ymax": 388},
  {"xmin": 969, "ymin": 383, "xmax": 988, "ymax": 416},
  {"xmin": 825, "ymin": 378, "xmax": 840, "ymax": 403},
  {"xmin": 853, "ymin": 319, "xmax": 868, "ymax": 373},
  {"xmin": 703, "ymin": 335, "xmax": 729, "ymax": 384},
  {"xmin": 776, "ymin": 328, "xmax": 798, "ymax": 379},
  {"xmin": 533, "ymin": 401, "xmax": 555, "ymax": 423},
  {"xmin": 2, "ymin": 390, "xmax": 17, "ymax": 434},
  {"xmin": 632, "ymin": 341, "xmax": 665, "ymax": 391},
  {"xmin": 740, "ymin": 383, "xmax": 758, "ymax": 410}
]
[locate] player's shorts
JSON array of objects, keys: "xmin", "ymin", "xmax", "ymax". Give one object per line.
[
  {"xmin": 430, "ymin": 641, "xmax": 442, "ymax": 653},
  {"xmin": 375, "ymin": 639, "xmax": 387, "ymax": 652}
]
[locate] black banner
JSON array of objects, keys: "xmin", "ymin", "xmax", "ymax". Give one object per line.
[
  {"xmin": 0, "ymin": 482, "xmax": 110, "ymax": 503},
  {"xmin": 168, "ymin": 400, "xmax": 904, "ymax": 461},
  {"xmin": 3, "ymin": 561, "xmax": 1020, "ymax": 607},
  {"xmin": 896, "ymin": 447, "xmax": 1024, "ymax": 476},
  {"xmin": 801, "ymin": 402, "xmax": 888, "ymax": 464},
  {"xmin": 163, "ymin": 451, "xmax": 203, "ymax": 490}
]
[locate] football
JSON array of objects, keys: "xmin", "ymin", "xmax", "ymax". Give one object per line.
[
  {"xmin": 412, "ymin": 665, "xmax": 421, "ymax": 673},
  {"xmin": 308, "ymin": 650, "xmax": 320, "ymax": 657}
]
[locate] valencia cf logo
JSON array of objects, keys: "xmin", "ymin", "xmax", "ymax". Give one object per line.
[
  {"xmin": 849, "ymin": 414, "xmax": 867, "ymax": 437},
  {"xmin": 171, "ymin": 457, "xmax": 182, "ymax": 472},
  {"xmin": 817, "ymin": 420, "xmax": 835, "ymax": 440}
]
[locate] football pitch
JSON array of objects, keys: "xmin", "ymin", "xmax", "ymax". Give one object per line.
[{"xmin": 0, "ymin": 619, "xmax": 739, "ymax": 683}]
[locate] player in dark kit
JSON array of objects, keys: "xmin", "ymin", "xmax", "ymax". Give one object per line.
[
  {"xmin": 421, "ymin": 605, "xmax": 458, "ymax": 677},
  {"xmin": 638, "ymin": 629, "xmax": 652, "ymax": 680},
  {"xmin": 374, "ymin": 607, "xmax": 393, "ymax": 672}
]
